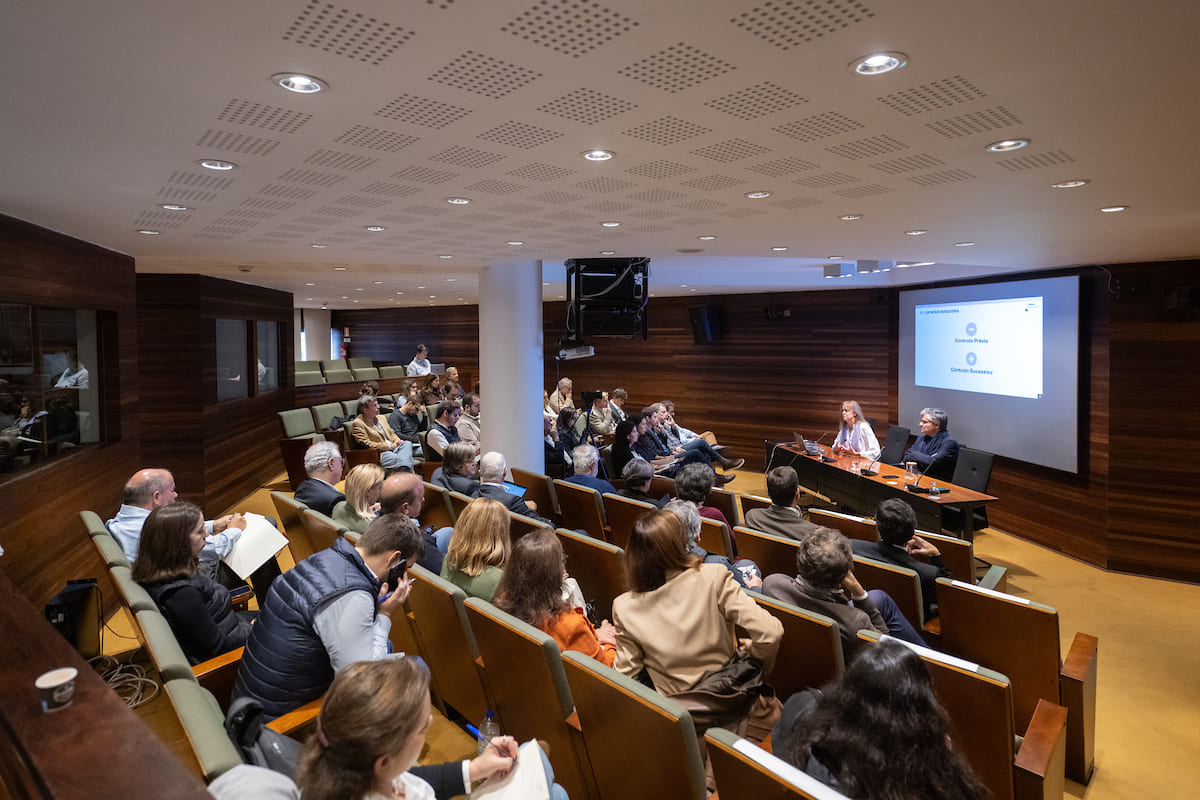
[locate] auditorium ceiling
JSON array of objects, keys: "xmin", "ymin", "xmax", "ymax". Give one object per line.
[{"xmin": 3, "ymin": 0, "xmax": 1198, "ymax": 308}]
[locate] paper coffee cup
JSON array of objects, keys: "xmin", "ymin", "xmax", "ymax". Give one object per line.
[{"xmin": 35, "ymin": 667, "xmax": 78, "ymax": 712}]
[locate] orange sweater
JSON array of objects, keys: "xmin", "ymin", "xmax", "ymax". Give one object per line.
[{"xmin": 540, "ymin": 608, "xmax": 616, "ymax": 667}]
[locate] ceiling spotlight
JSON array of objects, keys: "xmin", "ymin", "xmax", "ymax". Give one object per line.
[
  {"xmin": 197, "ymin": 159, "xmax": 236, "ymax": 171},
  {"xmin": 985, "ymin": 138, "xmax": 1030, "ymax": 153},
  {"xmin": 600, "ymin": 221, "xmax": 620, "ymax": 227},
  {"xmin": 304, "ymin": 282, "xmax": 315, "ymax": 286},
  {"xmin": 600, "ymin": 251, "xmax": 615, "ymax": 255},
  {"xmin": 1099, "ymin": 205, "xmax": 1128, "ymax": 213},
  {"xmin": 160, "ymin": 203, "xmax": 189, "ymax": 211},
  {"xmin": 364, "ymin": 225, "xmax": 386, "ymax": 232},
  {"xmin": 438, "ymin": 254, "xmax": 453, "ymax": 259},
  {"xmin": 372, "ymin": 280, "xmax": 384, "ymax": 284},
  {"xmin": 507, "ymin": 240, "xmax": 524, "ymax": 246},
  {"xmin": 445, "ymin": 197, "xmax": 471, "ymax": 205},
  {"xmin": 839, "ymin": 214, "xmax": 863, "ymax": 221},
  {"xmin": 582, "ymin": 149, "xmax": 615, "ymax": 161},
  {"xmin": 271, "ymin": 73, "xmax": 327, "ymax": 94},
  {"xmin": 446, "ymin": 278, "xmax": 456, "ymax": 282},
  {"xmin": 851, "ymin": 52, "xmax": 908, "ymax": 75},
  {"xmin": 771, "ymin": 246, "xmax": 788, "ymax": 251},
  {"xmin": 745, "ymin": 191, "xmax": 772, "ymax": 199},
  {"xmin": 954, "ymin": 241, "xmax": 976, "ymax": 247},
  {"xmin": 137, "ymin": 229, "xmax": 160, "ymax": 235},
  {"xmin": 698, "ymin": 235, "xmax": 717, "ymax": 240},
  {"xmin": 905, "ymin": 229, "xmax": 928, "ymax": 236},
  {"xmin": 333, "ymin": 266, "xmax": 347, "ymax": 271},
  {"xmin": 312, "ymin": 243, "xmax": 328, "ymax": 248},
  {"xmin": 1052, "ymin": 179, "xmax": 1089, "ymax": 189}
]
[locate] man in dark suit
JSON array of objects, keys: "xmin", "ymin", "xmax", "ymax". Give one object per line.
[
  {"xmin": 744, "ymin": 466, "xmax": 821, "ymax": 541},
  {"xmin": 564, "ymin": 444, "xmax": 616, "ymax": 495},
  {"xmin": 852, "ymin": 498, "xmax": 951, "ymax": 620},
  {"xmin": 293, "ymin": 440, "xmax": 346, "ymax": 516},
  {"xmin": 478, "ymin": 450, "xmax": 551, "ymax": 525},
  {"xmin": 902, "ymin": 407, "xmax": 959, "ymax": 483}
]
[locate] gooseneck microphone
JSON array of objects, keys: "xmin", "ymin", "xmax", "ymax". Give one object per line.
[
  {"xmin": 905, "ymin": 458, "xmax": 942, "ymax": 494},
  {"xmin": 859, "ymin": 455, "xmax": 882, "ymax": 476}
]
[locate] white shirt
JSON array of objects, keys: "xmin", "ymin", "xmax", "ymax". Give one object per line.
[
  {"xmin": 55, "ymin": 365, "xmax": 89, "ymax": 388},
  {"xmin": 311, "ymin": 560, "xmax": 397, "ymax": 672},
  {"xmin": 406, "ymin": 358, "xmax": 432, "ymax": 376}
]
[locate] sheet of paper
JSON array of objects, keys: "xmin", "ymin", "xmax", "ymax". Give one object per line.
[
  {"xmin": 469, "ymin": 740, "xmax": 551, "ymax": 800},
  {"xmin": 221, "ymin": 512, "xmax": 288, "ymax": 579}
]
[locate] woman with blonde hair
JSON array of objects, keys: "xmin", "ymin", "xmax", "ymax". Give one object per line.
[
  {"xmin": 440, "ymin": 497, "xmax": 510, "ymax": 601},
  {"xmin": 331, "ymin": 463, "xmax": 385, "ymax": 535},
  {"xmin": 830, "ymin": 400, "xmax": 880, "ymax": 461}
]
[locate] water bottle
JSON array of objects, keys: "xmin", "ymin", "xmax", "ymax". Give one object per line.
[
  {"xmin": 930, "ymin": 481, "xmax": 939, "ymax": 495},
  {"xmin": 477, "ymin": 709, "xmax": 501, "ymax": 755}
]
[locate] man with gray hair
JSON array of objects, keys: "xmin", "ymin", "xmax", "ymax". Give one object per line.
[
  {"xmin": 664, "ymin": 499, "xmax": 761, "ymax": 590},
  {"xmin": 547, "ymin": 377, "xmax": 574, "ymax": 415},
  {"xmin": 902, "ymin": 407, "xmax": 959, "ymax": 482},
  {"xmin": 294, "ymin": 440, "xmax": 346, "ymax": 516},
  {"xmin": 477, "ymin": 451, "xmax": 550, "ymax": 524},
  {"xmin": 564, "ymin": 444, "xmax": 615, "ymax": 495}
]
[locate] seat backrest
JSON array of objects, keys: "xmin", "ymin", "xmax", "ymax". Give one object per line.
[
  {"xmin": 951, "ymin": 446, "xmax": 994, "ymax": 492},
  {"xmin": 162, "ymin": 678, "xmax": 244, "ymax": 782},
  {"xmin": 379, "ymin": 365, "xmax": 407, "ymax": 379},
  {"xmin": 563, "ymin": 650, "xmax": 707, "ymax": 800},
  {"xmin": 733, "ymin": 526, "xmax": 799, "ymax": 579},
  {"xmin": 648, "ymin": 475, "xmax": 675, "ymax": 500},
  {"xmin": 92, "ymin": 531, "xmax": 131, "ymax": 569},
  {"xmin": 135, "ymin": 608, "xmax": 197, "ymax": 684},
  {"xmin": 109, "ymin": 565, "xmax": 157, "ymax": 614},
  {"xmin": 79, "ymin": 509, "xmax": 108, "ymax": 537},
  {"xmin": 295, "ymin": 370, "xmax": 325, "ymax": 386},
  {"xmin": 698, "ymin": 516, "xmax": 734, "ymax": 559},
  {"xmin": 935, "ymin": 578, "xmax": 1062, "ymax": 733},
  {"xmin": 295, "ymin": 360, "xmax": 323, "ymax": 373},
  {"xmin": 555, "ymin": 528, "xmax": 627, "ymax": 623},
  {"xmin": 598, "ymin": 445, "xmax": 616, "ymax": 483},
  {"xmin": 851, "ymin": 555, "xmax": 924, "ymax": 628},
  {"xmin": 552, "ymin": 479, "xmax": 608, "ymax": 541},
  {"xmin": 601, "ymin": 492, "xmax": 656, "ymax": 550},
  {"xmin": 300, "ymin": 508, "xmax": 345, "ymax": 553},
  {"xmin": 340, "ymin": 399, "xmax": 360, "ymax": 419},
  {"xmin": 510, "ymin": 467, "xmax": 560, "ymax": 520},
  {"xmin": 808, "ymin": 509, "xmax": 877, "ymax": 542},
  {"xmin": 509, "ymin": 512, "xmax": 549, "ymax": 541},
  {"xmin": 706, "ymin": 727, "xmax": 855, "ymax": 800},
  {"xmin": 879, "ymin": 425, "xmax": 910, "ymax": 464},
  {"xmin": 323, "ymin": 368, "xmax": 354, "ymax": 384},
  {"xmin": 750, "ymin": 591, "xmax": 844, "ymax": 699},
  {"xmin": 346, "ymin": 357, "xmax": 373, "ymax": 369},
  {"xmin": 915, "ymin": 530, "xmax": 975, "ymax": 583},
  {"xmin": 270, "ymin": 491, "xmax": 315, "ymax": 564},
  {"xmin": 351, "ymin": 366, "xmax": 380, "ymax": 381},
  {"xmin": 464, "ymin": 599, "xmax": 593, "ymax": 800},
  {"xmin": 319, "ymin": 358, "xmax": 347, "ymax": 373},
  {"xmin": 311, "ymin": 402, "xmax": 344, "ymax": 431},
  {"xmin": 739, "ymin": 493, "xmax": 772, "ymax": 518},
  {"xmin": 706, "ymin": 486, "xmax": 741, "ymax": 527},
  {"xmin": 277, "ymin": 408, "xmax": 317, "ymax": 438},
  {"xmin": 405, "ymin": 566, "xmax": 490, "ymax": 723},
  {"xmin": 420, "ymin": 482, "xmax": 456, "ymax": 529},
  {"xmin": 446, "ymin": 490, "xmax": 474, "ymax": 520}
]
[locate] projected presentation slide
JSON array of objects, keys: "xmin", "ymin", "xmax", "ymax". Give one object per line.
[{"xmin": 914, "ymin": 296, "xmax": 1043, "ymax": 399}]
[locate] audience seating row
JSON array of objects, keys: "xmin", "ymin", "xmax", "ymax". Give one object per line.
[{"xmin": 294, "ymin": 357, "xmax": 406, "ymax": 386}]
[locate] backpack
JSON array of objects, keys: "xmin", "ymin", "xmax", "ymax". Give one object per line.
[{"xmin": 225, "ymin": 696, "xmax": 304, "ymax": 777}]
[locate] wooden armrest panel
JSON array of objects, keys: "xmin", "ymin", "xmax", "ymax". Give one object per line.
[
  {"xmin": 1013, "ymin": 699, "xmax": 1067, "ymax": 800},
  {"xmin": 1060, "ymin": 632, "xmax": 1098, "ymax": 784},
  {"xmin": 192, "ymin": 647, "xmax": 244, "ymax": 712},
  {"xmin": 266, "ymin": 697, "xmax": 323, "ymax": 738},
  {"xmin": 978, "ymin": 565, "xmax": 1008, "ymax": 592}
]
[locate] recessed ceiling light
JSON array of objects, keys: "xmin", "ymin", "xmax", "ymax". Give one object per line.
[
  {"xmin": 372, "ymin": 280, "xmax": 384, "ymax": 284},
  {"xmin": 160, "ymin": 203, "xmax": 189, "ymax": 211},
  {"xmin": 137, "ymin": 229, "xmax": 160, "ymax": 235},
  {"xmin": 850, "ymin": 52, "xmax": 908, "ymax": 75},
  {"xmin": 306, "ymin": 298, "xmax": 313, "ymax": 301},
  {"xmin": 839, "ymin": 214, "xmax": 863, "ymax": 221},
  {"xmin": 600, "ymin": 221, "xmax": 620, "ymax": 227},
  {"xmin": 395, "ymin": 291, "xmax": 404, "ymax": 295},
  {"xmin": 543, "ymin": 282, "xmax": 550, "ymax": 286},
  {"xmin": 600, "ymin": 251, "xmax": 615, "ymax": 255},
  {"xmin": 364, "ymin": 225, "xmax": 386, "ymax": 232},
  {"xmin": 429, "ymin": 295, "xmax": 436, "ymax": 299},
  {"xmin": 341, "ymin": 296, "xmax": 348, "ymax": 299},
  {"xmin": 333, "ymin": 266, "xmax": 347, "ymax": 271},
  {"xmin": 1099, "ymin": 205, "xmax": 1128, "ymax": 213},
  {"xmin": 698, "ymin": 235, "xmax": 717, "ymax": 240},
  {"xmin": 1052, "ymin": 179, "xmax": 1089, "ymax": 189},
  {"xmin": 312, "ymin": 243, "xmax": 328, "ymax": 248},
  {"xmin": 905, "ymin": 229, "xmax": 928, "ymax": 236},
  {"xmin": 417, "ymin": 285, "xmax": 426, "ymax": 289},
  {"xmin": 582, "ymin": 149, "xmax": 615, "ymax": 161},
  {"xmin": 745, "ymin": 191, "xmax": 772, "ymax": 199},
  {"xmin": 680, "ymin": 284, "xmax": 688, "ymax": 288},
  {"xmin": 771, "ymin": 246, "xmax": 788, "ymax": 251},
  {"xmin": 507, "ymin": 240, "xmax": 524, "ymax": 246},
  {"xmin": 304, "ymin": 282, "xmax": 315, "ymax": 286},
  {"xmin": 985, "ymin": 138, "xmax": 1030, "ymax": 153},
  {"xmin": 828, "ymin": 255, "xmax": 843, "ymax": 260},
  {"xmin": 438, "ymin": 254, "xmax": 453, "ymax": 259},
  {"xmin": 954, "ymin": 241, "xmax": 976, "ymax": 247},
  {"xmin": 446, "ymin": 278, "xmax": 455, "ymax": 282},
  {"xmin": 690, "ymin": 288, "xmax": 697, "ymax": 292},
  {"xmin": 445, "ymin": 197, "xmax": 471, "ymax": 205},
  {"xmin": 271, "ymin": 73, "xmax": 327, "ymax": 94},
  {"xmin": 197, "ymin": 159, "xmax": 236, "ymax": 171}
]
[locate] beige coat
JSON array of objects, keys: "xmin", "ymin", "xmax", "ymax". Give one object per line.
[{"xmin": 351, "ymin": 415, "xmax": 402, "ymax": 450}]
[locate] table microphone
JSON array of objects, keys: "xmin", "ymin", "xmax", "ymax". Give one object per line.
[
  {"xmin": 859, "ymin": 455, "xmax": 881, "ymax": 476},
  {"xmin": 905, "ymin": 459, "xmax": 938, "ymax": 493},
  {"xmin": 811, "ymin": 431, "xmax": 837, "ymax": 462}
]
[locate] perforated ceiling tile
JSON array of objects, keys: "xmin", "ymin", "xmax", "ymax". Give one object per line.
[
  {"xmin": 581, "ymin": 200, "xmax": 635, "ymax": 213},
  {"xmin": 464, "ymin": 179, "xmax": 527, "ymax": 195},
  {"xmin": 282, "ymin": 1, "xmax": 414, "ymax": 65},
  {"xmin": 429, "ymin": 145, "xmax": 506, "ymax": 168},
  {"xmin": 831, "ymin": 183, "xmax": 893, "ymax": 199},
  {"xmin": 622, "ymin": 116, "xmax": 711, "ymax": 145},
  {"xmin": 257, "ymin": 183, "xmax": 320, "ymax": 200},
  {"xmin": 537, "ymin": 87, "xmax": 638, "ymax": 124},
  {"xmin": 305, "ymin": 149, "xmax": 379, "ymax": 172},
  {"xmin": 400, "ymin": 204, "xmax": 453, "ymax": 216},
  {"xmin": 277, "ymin": 224, "xmax": 320, "ymax": 232},
  {"xmin": 794, "ymin": 171, "xmax": 858, "ymax": 189},
  {"xmin": 276, "ymin": 168, "xmax": 345, "ymax": 187},
  {"xmin": 716, "ymin": 207, "xmax": 766, "ymax": 219},
  {"xmin": 627, "ymin": 208, "xmax": 675, "ymax": 219},
  {"xmin": 209, "ymin": 216, "xmax": 259, "ymax": 228},
  {"xmin": 477, "ymin": 120, "xmax": 563, "ymax": 149},
  {"xmin": 378, "ymin": 214, "xmax": 423, "ymax": 225},
  {"xmin": 690, "ymin": 138, "xmax": 771, "ymax": 163},
  {"xmin": 196, "ymin": 129, "xmax": 280, "ymax": 157},
  {"xmin": 392, "ymin": 166, "xmax": 460, "ymax": 184},
  {"xmin": 705, "ymin": 81, "xmax": 809, "ymax": 119},
  {"xmin": 628, "ymin": 223, "xmax": 672, "ymax": 234},
  {"xmin": 877, "ymin": 76, "xmax": 986, "ymax": 116},
  {"xmin": 732, "ymin": 0, "xmax": 876, "ymax": 50},
  {"xmin": 167, "ymin": 170, "xmax": 235, "ymax": 190},
  {"xmin": 680, "ymin": 174, "xmax": 746, "ymax": 191},
  {"xmin": 529, "ymin": 190, "xmax": 584, "ymax": 204},
  {"xmin": 746, "ymin": 156, "xmax": 821, "ymax": 176},
  {"xmin": 773, "ymin": 111, "xmax": 863, "ymax": 142},
  {"xmin": 769, "ymin": 195, "xmax": 824, "ymax": 210},
  {"xmin": 494, "ymin": 202, "xmax": 543, "ymax": 215},
  {"xmin": 217, "ymin": 99, "xmax": 313, "ymax": 134},
  {"xmin": 544, "ymin": 210, "xmax": 590, "ymax": 222},
  {"xmin": 375, "ymin": 94, "xmax": 474, "ymax": 129},
  {"xmin": 193, "ymin": 230, "xmax": 237, "ymax": 240},
  {"xmin": 826, "ymin": 134, "xmax": 909, "ymax": 160},
  {"xmin": 133, "ymin": 211, "xmax": 189, "ymax": 230},
  {"xmin": 627, "ymin": 188, "xmax": 686, "ymax": 203},
  {"xmin": 332, "ymin": 194, "xmax": 389, "ymax": 208},
  {"xmin": 253, "ymin": 233, "xmax": 303, "ymax": 242},
  {"xmin": 572, "ymin": 176, "xmax": 637, "ymax": 193},
  {"xmin": 360, "ymin": 181, "xmax": 422, "ymax": 197},
  {"xmin": 459, "ymin": 213, "xmax": 504, "ymax": 223},
  {"xmin": 618, "ymin": 43, "xmax": 735, "ymax": 93},
  {"xmin": 241, "ymin": 197, "xmax": 295, "ymax": 211},
  {"xmin": 295, "ymin": 215, "xmax": 342, "ymax": 226},
  {"xmin": 312, "ymin": 206, "xmax": 363, "ymax": 218},
  {"xmin": 335, "ymin": 125, "xmax": 420, "ymax": 153},
  {"xmin": 926, "ymin": 106, "xmax": 1023, "ymax": 138},
  {"xmin": 225, "ymin": 207, "xmax": 277, "ymax": 219},
  {"xmin": 993, "ymin": 149, "xmax": 1075, "ymax": 171},
  {"xmin": 675, "ymin": 198, "xmax": 727, "ymax": 211},
  {"xmin": 158, "ymin": 187, "xmax": 218, "ymax": 203},
  {"xmin": 907, "ymin": 169, "xmax": 976, "ymax": 186},
  {"xmin": 501, "ymin": 0, "xmax": 638, "ymax": 57},
  {"xmin": 428, "ymin": 50, "xmax": 542, "ymax": 99},
  {"xmin": 507, "ymin": 162, "xmax": 578, "ymax": 182},
  {"xmin": 869, "ymin": 154, "xmax": 945, "ymax": 174}
]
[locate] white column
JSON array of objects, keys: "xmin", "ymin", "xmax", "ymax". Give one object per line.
[{"xmin": 478, "ymin": 260, "xmax": 544, "ymax": 473}]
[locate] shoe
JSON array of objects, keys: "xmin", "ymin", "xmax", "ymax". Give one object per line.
[
  {"xmin": 716, "ymin": 472, "xmax": 737, "ymax": 485},
  {"xmin": 722, "ymin": 457, "xmax": 745, "ymax": 471}
]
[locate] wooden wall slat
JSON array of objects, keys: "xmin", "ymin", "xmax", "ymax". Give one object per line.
[{"xmin": 331, "ymin": 305, "xmax": 480, "ymax": 391}]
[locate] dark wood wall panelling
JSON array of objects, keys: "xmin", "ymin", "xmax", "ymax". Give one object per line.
[
  {"xmin": 332, "ymin": 305, "xmax": 480, "ymax": 392},
  {"xmin": 136, "ymin": 275, "xmax": 294, "ymax": 517},
  {"xmin": 0, "ymin": 215, "xmax": 140, "ymax": 608}
]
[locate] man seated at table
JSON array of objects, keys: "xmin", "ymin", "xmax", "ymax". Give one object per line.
[
  {"xmin": 902, "ymin": 407, "xmax": 960, "ymax": 483},
  {"xmin": 852, "ymin": 498, "xmax": 951, "ymax": 620},
  {"xmin": 744, "ymin": 466, "xmax": 821, "ymax": 541},
  {"xmin": 564, "ymin": 444, "xmax": 615, "ymax": 495},
  {"xmin": 478, "ymin": 451, "xmax": 550, "ymax": 524}
]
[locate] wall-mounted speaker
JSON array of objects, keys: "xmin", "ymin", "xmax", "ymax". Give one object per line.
[{"xmin": 689, "ymin": 304, "xmax": 723, "ymax": 344}]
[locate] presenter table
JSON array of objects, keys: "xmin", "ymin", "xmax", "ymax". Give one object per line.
[{"xmin": 767, "ymin": 444, "xmax": 997, "ymax": 541}]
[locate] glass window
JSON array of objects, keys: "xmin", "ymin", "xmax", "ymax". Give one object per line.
[
  {"xmin": 215, "ymin": 319, "xmax": 248, "ymax": 402},
  {"xmin": 256, "ymin": 321, "xmax": 279, "ymax": 393}
]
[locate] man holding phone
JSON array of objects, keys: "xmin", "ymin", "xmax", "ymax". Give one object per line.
[{"xmin": 234, "ymin": 514, "xmax": 424, "ymax": 720}]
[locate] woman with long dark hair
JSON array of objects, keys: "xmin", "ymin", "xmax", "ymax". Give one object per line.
[{"xmin": 611, "ymin": 413, "xmax": 644, "ymax": 475}]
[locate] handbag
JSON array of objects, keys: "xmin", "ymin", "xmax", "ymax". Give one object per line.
[{"xmin": 669, "ymin": 649, "xmax": 767, "ymax": 729}]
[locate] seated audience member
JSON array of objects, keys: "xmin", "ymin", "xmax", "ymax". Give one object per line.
[
  {"xmin": 853, "ymin": 498, "xmax": 950, "ymax": 620},
  {"xmin": 547, "ymin": 377, "xmax": 574, "ymax": 415},
  {"xmin": 352, "ymin": 395, "xmax": 415, "ymax": 472},
  {"xmin": 431, "ymin": 441, "xmax": 481, "ymax": 497},
  {"xmin": 378, "ymin": 472, "xmax": 441, "ymax": 575},
  {"xmin": 609, "ymin": 387, "xmax": 629, "ymax": 423},
  {"xmin": 426, "ymin": 400, "xmax": 462, "ymax": 460},
  {"xmin": 613, "ymin": 510, "xmax": 782, "ymax": 736},
  {"xmin": 358, "ymin": 380, "xmax": 392, "ymax": 415},
  {"xmin": 387, "ymin": 392, "xmax": 424, "ymax": 447},
  {"xmin": 495, "ymin": 528, "xmax": 617, "ymax": 666},
  {"xmin": 661, "ymin": 399, "xmax": 718, "ymax": 450},
  {"xmin": 53, "ymin": 350, "xmax": 89, "ymax": 388},
  {"xmin": 674, "ymin": 461, "xmax": 732, "ymax": 532},
  {"xmin": 664, "ymin": 499, "xmax": 760, "ymax": 591},
  {"xmin": 744, "ymin": 466, "xmax": 821, "ymax": 541},
  {"xmin": 543, "ymin": 389, "xmax": 555, "ymax": 421},
  {"xmin": 442, "ymin": 380, "xmax": 464, "ymax": 404},
  {"xmin": 612, "ymin": 415, "xmax": 645, "ymax": 476},
  {"xmin": 331, "ymin": 463, "xmax": 385, "ymax": 535},
  {"xmin": 233, "ymin": 514, "xmax": 422, "ymax": 720},
  {"xmin": 406, "ymin": 344, "xmax": 431, "ymax": 376},
  {"xmin": 636, "ymin": 403, "xmax": 741, "ymax": 483},
  {"xmin": 902, "ymin": 406, "xmax": 960, "ymax": 482},
  {"xmin": 761, "ymin": 527, "xmax": 924, "ymax": 658},
  {"xmin": 134, "ymin": 502, "xmax": 255, "ymax": 664},
  {"xmin": 773, "ymin": 641, "xmax": 985, "ymax": 800},
  {"xmin": 543, "ymin": 414, "xmax": 568, "ymax": 472},
  {"xmin": 457, "ymin": 392, "xmax": 481, "ymax": 447},
  {"xmin": 478, "ymin": 451, "xmax": 550, "ymax": 524},
  {"xmin": 831, "ymin": 399, "xmax": 880, "ymax": 461},
  {"xmin": 556, "ymin": 406, "xmax": 583, "ymax": 458},
  {"xmin": 420, "ymin": 374, "xmax": 444, "ymax": 407},
  {"xmin": 440, "ymin": 497, "xmax": 510, "ymax": 602},
  {"xmin": 586, "ymin": 391, "xmax": 616, "ymax": 436},
  {"xmin": 293, "ymin": 441, "xmax": 347, "ymax": 516},
  {"xmin": 616, "ymin": 457, "xmax": 660, "ymax": 505},
  {"xmin": 565, "ymin": 444, "xmax": 615, "ymax": 494}
]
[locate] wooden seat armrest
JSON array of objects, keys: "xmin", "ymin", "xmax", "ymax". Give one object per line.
[
  {"xmin": 978, "ymin": 564, "xmax": 1008, "ymax": 592},
  {"xmin": 1013, "ymin": 699, "xmax": 1067, "ymax": 800},
  {"xmin": 1060, "ymin": 632, "xmax": 1099, "ymax": 784},
  {"xmin": 266, "ymin": 697, "xmax": 324, "ymax": 737},
  {"xmin": 1061, "ymin": 632, "xmax": 1098, "ymax": 682},
  {"xmin": 192, "ymin": 647, "xmax": 243, "ymax": 682}
]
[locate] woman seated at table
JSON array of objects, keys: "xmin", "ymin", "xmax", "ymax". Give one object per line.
[
  {"xmin": 331, "ymin": 463, "xmax": 384, "ymax": 535},
  {"xmin": 831, "ymin": 400, "xmax": 880, "ymax": 461},
  {"xmin": 440, "ymin": 498, "xmax": 510, "ymax": 602},
  {"xmin": 773, "ymin": 640, "xmax": 985, "ymax": 800},
  {"xmin": 133, "ymin": 502, "xmax": 254, "ymax": 665},
  {"xmin": 431, "ymin": 441, "xmax": 480, "ymax": 497},
  {"xmin": 351, "ymin": 395, "xmax": 415, "ymax": 472},
  {"xmin": 495, "ymin": 528, "xmax": 617, "ymax": 666}
]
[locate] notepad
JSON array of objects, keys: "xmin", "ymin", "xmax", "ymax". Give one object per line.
[
  {"xmin": 221, "ymin": 512, "xmax": 288, "ymax": 579},
  {"xmin": 469, "ymin": 740, "xmax": 551, "ymax": 800}
]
